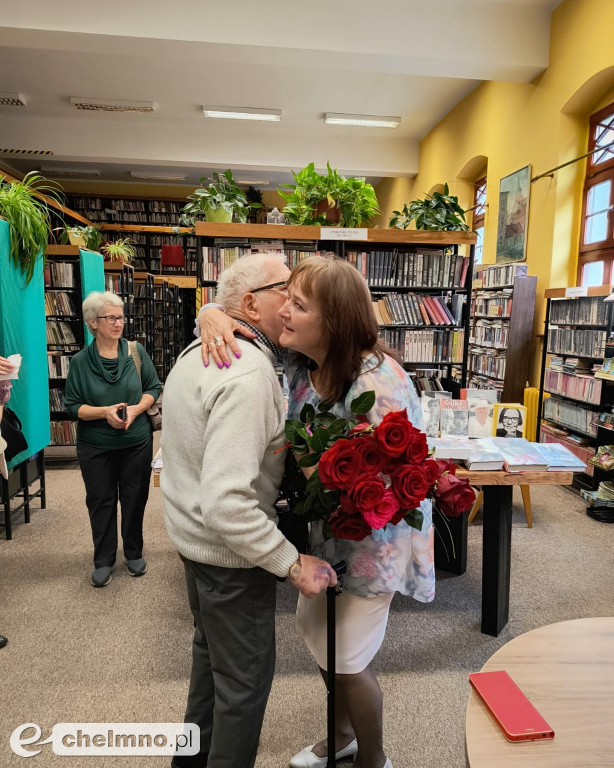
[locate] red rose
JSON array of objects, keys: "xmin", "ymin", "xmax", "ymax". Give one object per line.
[
  {"xmin": 318, "ymin": 439, "xmax": 362, "ymax": 490},
  {"xmin": 329, "ymin": 507, "xmax": 372, "ymax": 541},
  {"xmin": 390, "ymin": 463, "xmax": 430, "ymax": 509},
  {"xmin": 424, "ymin": 458, "xmax": 443, "ymax": 486},
  {"xmin": 374, "ymin": 410, "xmax": 415, "ymax": 458},
  {"xmin": 348, "ymin": 423, "xmax": 372, "ymax": 437},
  {"xmin": 434, "ymin": 473, "xmax": 476, "ymax": 517},
  {"xmin": 362, "ymin": 488, "xmax": 401, "ymax": 529},
  {"xmin": 347, "ymin": 475, "xmax": 386, "ymax": 513},
  {"xmin": 402, "ymin": 427, "xmax": 429, "ymax": 465},
  {"xmin": 434, "ymin": 459, "xmax": 457, "ymax": 477},
  {"xmin": 353, "ymin": 435, "xmax": 387, "ymax": 476}
]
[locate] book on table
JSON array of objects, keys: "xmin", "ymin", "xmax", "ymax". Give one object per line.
[
  {"xmin": 439, "ymin": 399, "xmax": 469, "ymax": 438},
  {"xmin": 490, "ymin": 438, "xmax": 548, "ymax": 472},
  {"xmin": 463, "ymin": 438, "xmax": 505, "ymax": 470},
  {"xmin": 429, "ymin": 437, "xmax": 473, "ymax": 460},
  {"xmin": 530, "ymin": 442, "xmax": 587, "ymax": 472}
]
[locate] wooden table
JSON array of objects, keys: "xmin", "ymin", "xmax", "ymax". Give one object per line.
[
  {"xmin": 465, "ymin": 617, "xmax": 614, "ymax": 767},
  {"xmin": 455, "ymin": 469, "xmax": 573, "ymax": 637}
]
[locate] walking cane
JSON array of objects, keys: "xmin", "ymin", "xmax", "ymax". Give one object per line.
[{"xmin": 327, "ymin": 561, "xmax": 347, "ymax": 768}]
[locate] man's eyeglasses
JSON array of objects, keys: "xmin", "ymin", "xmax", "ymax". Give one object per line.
[
  {"xmin": 97, "ymin": 316, "xmax": 126, "ymax": 325},
  {"xmin": 249, "ymin": 281, "xmax": 289, "ymax": 295}
]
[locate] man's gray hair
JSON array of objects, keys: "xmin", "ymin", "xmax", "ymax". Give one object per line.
[
  {"xmin": 216, "ymin": 253, "xmax": 286, "ymax": 314},
  {"xmin": 82, "ymin": 290, "xmax": 124, "ymax": 333}
]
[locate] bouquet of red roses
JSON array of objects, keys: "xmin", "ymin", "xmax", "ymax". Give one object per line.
[{"xmin": 279, "ymin": 391, "xmax": 476, "ymax": 543}]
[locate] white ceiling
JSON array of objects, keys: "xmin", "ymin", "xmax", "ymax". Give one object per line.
[{"xmin": 0, "ymin": 0, "xmax": 562, "ymax": 190}]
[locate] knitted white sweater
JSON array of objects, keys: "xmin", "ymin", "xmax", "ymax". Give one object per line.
[{"xmin": 161, "ymin": 339, "xmax": 298, "ymax": 577}]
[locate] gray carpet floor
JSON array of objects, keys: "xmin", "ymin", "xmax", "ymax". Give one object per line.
[{"xmin": 1, "ymin": 448, "xmax": 613, "ymax": 767}]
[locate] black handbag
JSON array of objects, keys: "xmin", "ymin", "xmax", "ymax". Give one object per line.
[{"xmin": 1, "ymin": 405, "xmax": 28, "ymax": 462}]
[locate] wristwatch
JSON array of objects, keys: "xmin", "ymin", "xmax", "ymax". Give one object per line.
[{"xmin": 287, "ymin": 555, "xmax": 302, "ymax": 582}]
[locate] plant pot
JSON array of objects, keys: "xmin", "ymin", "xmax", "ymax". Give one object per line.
[
  {"xmin": 316, "ymin": 199, "xmax": 341, "ymax": 225},
  {"xmin": 67, "ymin": 232, "xmax": 86, "ymax": 246},
  {"xmin": 204, "ymin": 207, "xmax": 233, "ymax": 224}
]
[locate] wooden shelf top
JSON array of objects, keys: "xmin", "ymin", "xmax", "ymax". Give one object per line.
[
  {"xmin": 456, "ymin": 468, "xmax": 573, "ymax": 486},
  {"xmin": 545, "ymin": 285, "xmax": 614, "ymax": 298},
  {"xmin": 45, "ymin": 245, "xmax": 82, "ymax": 256},
  {"xmin": 194, "ymin": 221, "xmax": 477, "ymax": 245},
  {"xmin": 99, "ymin": 223, "xmax": 194, "ymax": 234}
]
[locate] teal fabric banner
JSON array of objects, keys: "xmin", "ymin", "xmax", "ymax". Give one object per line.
[
  {"xmin": 79, "ymin": 249, "xmax": 105, "ymax": 345},
  {"xmin": 0, "ymin": 219, "xmax": 50, "ymax": 468}
]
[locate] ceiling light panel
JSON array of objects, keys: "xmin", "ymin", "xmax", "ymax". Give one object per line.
[
  {"xmin": 0, "ymin": 92, "xmax": 27, "ymax": 107},
  {"xmin": 203, "ymin": 106, "xmax": 281, "ymax": 122},
  {"xmin": 70, "ymin": 97, "xmax": 156, "ymax": 113},
  {"xmin": 41, "ymin": 166, "xmax": 100, "ymax": 177},
  {"xmin": 324, "ymin": 113, "xmax": 401, "ymax": 128},
  {"xmin": 236, "ymin": 179, "xmax": 270, "ymax": 185},
  {"xmin": 130, "ymin": 172, "xmax": 187, "ymax": 181}
]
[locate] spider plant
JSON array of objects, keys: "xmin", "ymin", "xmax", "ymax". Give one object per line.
[
  {"xmin": 101, "ymin": 238, "xmax": 137, "ymax": 264},
  {"xmin": 0, "ymin": 171, "xmax": 65, "ymax": 284}
]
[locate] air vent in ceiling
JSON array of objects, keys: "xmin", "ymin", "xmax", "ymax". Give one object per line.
[
  {"xmin": 0, "ymin": 92, "xmax": 27, "ymax": 107},
  {"xmin": 70, "ymin": 97, "xmax": 156, "ymax": 113},
  {"xmin": 130, "ymin": 171, "xmax": 187, "ymax": 181},
  {"xmin": 40, "ymin": 166, "xmax": 101, "ymax": 177},
  {"xmin": 0, "ymin": 148, "xmax": 53, "ymax": 155}
]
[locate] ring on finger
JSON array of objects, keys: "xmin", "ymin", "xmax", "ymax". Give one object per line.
[
  {"xmin": 208, "ymin": 342, "xmax": 217, "ymax": 349},
  {"xmin": 213, "ymin": 336, "xmax": 223, "ymax": 346}
]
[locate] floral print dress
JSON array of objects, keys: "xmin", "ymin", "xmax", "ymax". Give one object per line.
[{"xmin": 285, "ymin": 352, "xmax": 435, "ymax": 603}]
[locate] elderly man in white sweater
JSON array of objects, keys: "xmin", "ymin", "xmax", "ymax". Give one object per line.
[{"xmin": 161, "ymin": 253, "xmax": 336, "ymax": 768}]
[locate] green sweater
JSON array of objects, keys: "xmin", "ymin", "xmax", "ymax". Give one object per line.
[{"xmin": 65, "ymin": 338, "xmax": 161, "ymax": 450}]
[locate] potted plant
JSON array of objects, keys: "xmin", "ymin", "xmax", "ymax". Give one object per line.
[
  {"xmin": 389, "ymin": 183, "xmax": 469, "ymax": 231},
  {"xmin": 62, "ymin": 224, "xmax": 103, "ymax": 251},
  {"xmin": 179, "ymin": 170, "xmax": 261, "ymax": 225},
  {"xmin": 101, "ymin": 238, "xmax": 137, "ymax": 264},
  {"xmin": 278, "ymin": 162, "xmax": 380, "ymax": 227},
  {"xmin": 0, "ymin": 171, "xmax": 64, "ymax": 284}
]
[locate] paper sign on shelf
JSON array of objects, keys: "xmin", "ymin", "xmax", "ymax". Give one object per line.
[
  {"xmin": 319, "ymin": 228, "xmax": 368, "ymax": 241},
  {"xmin": 565, "ymin": 286, "xmax": 588, "ymax": 297}
]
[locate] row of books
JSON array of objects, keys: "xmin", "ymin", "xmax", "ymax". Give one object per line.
[
  {"xmin": 45, "ymin": 291, "xmax": 77, "ymax": 317},
  {"xmin": 473, "ymin": 263, "xmax": 527, "ymax": 288},
  {"xmin": 104, "ymin": 273, "xmax": 135, "ymax": 296},
  {"xmin": 547, "ymin": 328, "xmax": 607, "ymax": 358},
  {"xmin": 544, "ymin": 368, "xmax": 603, "ymax": 405},
  {"xmin": 422, "ymin": 393, "xmax": 520, "ymax": 439},
  {"xmin": 49, "ymin": 387, "xmax": 67, "ymax": 412},
  {"xmin": 47, "ymin": 351, "xmax": 72, "ymax": 378},
  {"xmin": 372, "ymin": 292, "xmax": 464, "ymax": 327},
  {"xmin": 344, "ymin": 249, "xmax": 469, "ymax": 289},
  {"xmin": 44, "ymin": 261, "xmax": 76, "ymax": 289},
  {"xmin": 469, "ymin": 349, "xmax": 506, "ymax": 381},
  {"xmin": 46, "ymin": 321, "xmax": 77, "ymax": 346},
  {"xmin": 473, "ymin": 289, "xmax": 512, "ymax": 317},
  {"xmin": 581, "ymin": 482, "xmax": 614, "ymax": 508},
  {"xmin": 543, "ymin": 396, "xmax": 597, "ymax": 436},
  {"xmin": 379, "ymin": 328, "xmax": 465, "ymax": 364},
  {"xmin": 430, "ymin": 436, "xmax": 586, "ymax": 473},
  {"xmin": 201, "ymin": 246, "xmax": 320, "ymax": 281},
  {"xmin": 472, "ymin": 319, "xmax": 509, "ymax": 349},
  {"xmin": 539, "ymin": 422, "xmax": 595, "ymax": 474},
  {"xmin": 549, "ymin": 295, "xmax": 609, "ymax": 326},
  {"xmin": 411, "ymin": 371, "xmax": 446, "ymax": 394},
  {"xmin": 49, "ymin": 419, "xmax": 77, "ymax": 446}
]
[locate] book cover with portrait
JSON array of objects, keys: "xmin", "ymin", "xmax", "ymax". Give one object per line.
[{"xmin": 492, "ymin": 403, "xmax": 527, "ymax": 439}]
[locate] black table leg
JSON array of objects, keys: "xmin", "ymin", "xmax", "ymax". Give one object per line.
[{"xmin": 481, "ymin": 485, "xmax": 513, "ymax": 636}]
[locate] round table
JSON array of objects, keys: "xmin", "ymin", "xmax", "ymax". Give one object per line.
[{"xmin": 465, "ymin": 617, "xmax": 614, "ymax": 767}]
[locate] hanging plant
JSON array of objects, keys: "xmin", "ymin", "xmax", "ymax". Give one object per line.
[
  {"xmin": 101, "ymin": 238, "xmax": 137, "ymax": 264},
  {"xmin": 389, "ymin": 184, "xmax": 470, "ymax": 231},
  {"xmin": 0, "ymin": 172, "xmax": 65, "ymax": 284}
]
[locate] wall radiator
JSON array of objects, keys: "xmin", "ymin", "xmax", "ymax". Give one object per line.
[{"xmin": 524, "ymin": 386, "xmax": 549, "ymax": 442}]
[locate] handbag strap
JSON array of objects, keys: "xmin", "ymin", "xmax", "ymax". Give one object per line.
[{"xmin": 128, "ymin": 340, "xmax": 142, "ymax": 383}]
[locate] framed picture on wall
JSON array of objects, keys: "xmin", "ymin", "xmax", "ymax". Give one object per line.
[{"xmin": 496, "ymin": 165, "xmax": 531, "ymax": 263}]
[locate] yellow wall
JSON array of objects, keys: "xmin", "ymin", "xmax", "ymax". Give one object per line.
[{"xmin": 398, "ymin": 0, "xmax": 614, "ymax": 386}]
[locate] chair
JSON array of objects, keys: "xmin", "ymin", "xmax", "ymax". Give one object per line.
[{"xmin": 468, "ymin": 484, "xmax": 532, "ymax": 528}]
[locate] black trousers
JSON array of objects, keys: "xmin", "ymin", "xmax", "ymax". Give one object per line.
[
  {"xmin": 181, "ymin": 558, "xmax": 277, "ymax": 768},
  {"xmin": 77, "ymin": 438, "xmax": 153, "ymax": 568}
]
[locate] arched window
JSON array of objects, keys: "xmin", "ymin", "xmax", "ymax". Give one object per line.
[
  {"xmin": 578, "ymin": 101, "xmax": 614, "ymax": 286},
  {"xmin": 472, "ymin": 176, "xmax": 487, "ymax": 265}
]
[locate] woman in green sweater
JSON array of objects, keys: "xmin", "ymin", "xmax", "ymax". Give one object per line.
[{"xmin": 65, "ymin": 291, "xmax": 161, "ymax": 588}]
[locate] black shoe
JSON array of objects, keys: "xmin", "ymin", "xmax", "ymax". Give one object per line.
[
  {"xmin": 170, "ymin": 753, "xmax": 208, "ymax": 768},
  {"xmin": 0, "ymin": 635, "xmax": 7, "ymax": 648}
]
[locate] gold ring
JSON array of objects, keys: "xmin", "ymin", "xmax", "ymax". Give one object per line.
[{"xmin": 213, "ymin": 336, "xmax": 223, "ymax": 346}]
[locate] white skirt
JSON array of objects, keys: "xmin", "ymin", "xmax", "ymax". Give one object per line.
[{"xmin": 296, "ymin": 590, "xmax": 394, "ymax": 674}]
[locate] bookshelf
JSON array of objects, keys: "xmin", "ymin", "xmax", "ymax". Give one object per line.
[
  {"xmin": 44, "ymin": 246, "xmax": 105, "ymax": 449},
  {"xmin": 537, "ymin": 286, "xmax": 614, "ymax": 490},
  {"xmin": 67, "ymin": 194, "xmax": 198, "ymax": 275},
  {"xmin": 468, "ymin": 263, "xmax": 537, "ymax": 402},
  {"xmin": 104, "ymin": 261, "xmax": 135, "ymax": 341},
  {"xmin": 195, "ymin": 223, "xmax": 476, "ymax": 395},
  {"xmin": 134, "ymin": 272, "xmax": 155, "ymax": 354}
]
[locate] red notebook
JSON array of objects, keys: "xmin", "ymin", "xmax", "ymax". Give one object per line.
[{"xmin": 469, "ymin": 670, "xmax": 555, "ymax": 742}]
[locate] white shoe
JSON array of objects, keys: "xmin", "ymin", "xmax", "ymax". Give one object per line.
[
  {"xmin": 383, "ymin": 759, "xmax": 393, "ymax": 768},
  {"xmin": 289, "ymin": 738, "xmax": 358, "ymax": 768}
]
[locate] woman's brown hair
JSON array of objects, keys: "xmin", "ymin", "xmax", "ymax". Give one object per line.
[{"xmin": 287, "ymin": 254, "xmax": 388, "ymax": 403}]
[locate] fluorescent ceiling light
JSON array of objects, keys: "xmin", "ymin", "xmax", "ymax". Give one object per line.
[
  {"xmin": 0, "ymin": 92, "xmax": 27, "ymax": 107},
  {"xmin": 70, "ymin": 97, "xmax": 156, "ymax": 113},
  {"xmin": 203, "ymin": 106, "xmax": 281, "ymax": 122},
  {"xmin": 324, "ymin": 112, "xmax": 401, "ymax": 128},
  {"xmin": 236, "ymin": 179, "xmax": 270, "ymax": 185},
  {"xmin": 41, "ymin": 166, "xmax": 100, "ymax": 177},
  {"xmin": 130, "ymin": 171, "xmax": 187, "ymax": 181}
]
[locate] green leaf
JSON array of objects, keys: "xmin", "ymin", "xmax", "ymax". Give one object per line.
[
  {"xmin": 350, "ymin": 390, "xmax": 376, "ymax": 415},
  {"xmin": 403, "ymin": 509, "xmax": 424, "ymax": 531},
  {"xmin": 300, "ymin": 402, "xmax": 316, "ymax": 424},
  {"xmin": 284, "ymin": 420, "xmax": 305, "ymax": 443},
  {"xmin": 297, "ymin": 452, "xmax": 321, "ymax": 468},
  {"xmin": 309, "ymin": 427, "xmax": 331, "ymax": 453}
]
